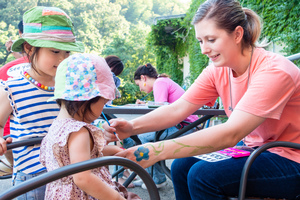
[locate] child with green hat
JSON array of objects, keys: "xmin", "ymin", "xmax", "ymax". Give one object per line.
[
  {"xmin": 0, "ymin": 6, "xmax": 84, "ymax": 200},
  {"xmin": 40, "ymin": 53, "xmax": 141, "ymax": 200}
]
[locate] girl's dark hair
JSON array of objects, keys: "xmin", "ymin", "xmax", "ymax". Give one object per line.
[
  {"xmin": 192, "ymin": 0, "xmax": 261, "ymax": 53},
  {"xmin": 21, "ymin": 43, "xmax": 40, "ymax": 73},
  {"xmin": 56, "ymin": 96, "xmax": 101, "ymax": 122},
  {"xmin": 134, "ymin": 63, "xmax": 169, "ymax": 80},
  {"xmin": 105, "ymin": 55, "xmax": 124, "ymax": 76}
]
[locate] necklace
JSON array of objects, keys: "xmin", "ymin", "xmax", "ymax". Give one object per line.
[
  {"xmin": 228, "ymin": 48, "xmax": 253, "ymax": 112},
  {"xmin": 24, "ymin": 71, "xmax": 55, "ymax": 91},
  {"xmin": 228, "ymin": 48, "xmax": 254, "ymax": 149}
]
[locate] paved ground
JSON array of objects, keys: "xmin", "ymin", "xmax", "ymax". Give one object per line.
[{"xmin": 0, "ymin": 114, "xmax": 176, "ymax": 200}]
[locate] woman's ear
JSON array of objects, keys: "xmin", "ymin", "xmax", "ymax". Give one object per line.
[
  {"xmin": 141, "ymin": 75, "xmax": 146, "ymax": 82},
  {"xmin": 234, "ymin": 26, "xmax": 244, "ymax": 44}
]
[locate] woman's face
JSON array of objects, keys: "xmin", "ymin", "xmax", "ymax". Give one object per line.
[
  {"xmin": 135, "ymin": 75, "xmax": 152, "ymax": 93},
  {"xmin": 194, "ymin": 18, "xmax": 240, "ymax": 68}
]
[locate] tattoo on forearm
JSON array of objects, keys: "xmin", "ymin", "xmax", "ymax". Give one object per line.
[
  {"xmin": 172, "ymin": 140, "xmax": 213, "ymax": 155},
  {"xmin": 133, "ymin": 140, "xmax": 213, "ymax": 162},
  {"xmin": 133, "ymin": 142, "xmax": 164, "ymax": 162},
  {"xmin": 145, "ymin": 142, "xmax": 164, "ymax": 156},
  {"xmin": 134, "ymin": 146, "xmax": 149, "ymax": 161}
]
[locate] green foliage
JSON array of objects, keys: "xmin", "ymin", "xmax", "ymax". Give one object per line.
[
  {"xmin": 147, "ymin": 17, "xmax": 187, "ymax": 85},
  {"xmin": 0, "ymin": 0, "xmax": 192, "ymax": 104},
  {"xmin": 180, "ymin": 0, "xmax": 208, "ymax": 85},
  {"xmin": 0, "ymin": 21, "xmax": 20, "ymax": 64},
  {"xmin": 241, "ymin": 0, "xmax": 300, "ymax": 65},
  {"xmin": 147, "ymin": 0, "xmax": 208, "ymax": 87}
]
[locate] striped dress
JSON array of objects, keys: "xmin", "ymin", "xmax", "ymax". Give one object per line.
[{"xmin": 1, "ymin": 75, "xmax": 59, "ymax": 177}]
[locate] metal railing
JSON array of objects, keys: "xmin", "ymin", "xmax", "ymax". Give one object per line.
[{"xmin": 287, "ymin": 52, "xmax": 300, "ymax": 61}]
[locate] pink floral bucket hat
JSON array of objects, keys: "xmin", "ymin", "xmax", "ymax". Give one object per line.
[{"xmin": 49, "ymin": 53, "xmax": 116, "ymax": 101}]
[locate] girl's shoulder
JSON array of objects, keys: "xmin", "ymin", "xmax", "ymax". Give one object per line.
[
  {"xmin": 48, "ymin": 119, "xmax": 86, "ymax": 139},
  {"xmin": 49, "ymin": 118, "xmax": 104, "ymax": 140}
]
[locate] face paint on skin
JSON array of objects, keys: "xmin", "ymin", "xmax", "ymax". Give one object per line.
[
  {"xmin": 172, "ymin": 140, "xmax": 213, "ymax": 155},
  {"xmin": 134, "ymin": 146, "xmax": 150, "ymax": 162},
  {"xmin": 145, "ymin": 141, "xmax": 165, "ymax": 156}
]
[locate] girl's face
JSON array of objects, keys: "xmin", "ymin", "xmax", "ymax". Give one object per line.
[
  {"xmin": 194, "ymin": 18, "xmax": 241, "ymax": 68},
  {"xmin": 87, "ymin": 97, "xmax": 108, "ymax": 123},
  {"xmin": 135, "ymin": 75, "xmax": 152, "ymax": 94},
  {"xmin": 34, "ymin": 47, "xmax": 70, "ymax": 77}
]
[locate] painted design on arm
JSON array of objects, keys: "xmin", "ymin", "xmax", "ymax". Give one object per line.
[
  {"xmin": 145, "ymin": 141, "xmax": 164, "ymax": 156},
  {"xmin": 134, "ymin": 146, "xmax": 149, "ymax": 161},
  {"xmin": 172, "ymin": 140, "xmax": 213, "ymax": 155},
  {"xmin": 133, "ymin": 142, "xmax": 165, "ymax": 162}
]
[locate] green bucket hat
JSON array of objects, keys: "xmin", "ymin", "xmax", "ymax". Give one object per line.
[{"xmin": 12, "ymin": 6, "xmax": 84, "ymax": 53}]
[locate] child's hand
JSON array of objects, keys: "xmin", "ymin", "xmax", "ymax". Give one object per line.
[
  {"xmin": 5, "ymin": 38, "xmax": 13, "ymax": 52},
  {"xmin": 102, "ymin": 145, "xmax": 125, "ymax": 156},
  {"xmin": 0, "ymin": 137, "xmax": 12, "ymax": 155}
]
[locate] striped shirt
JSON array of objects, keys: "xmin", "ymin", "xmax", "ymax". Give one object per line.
[{"xmin": 1, "ymin": 76, "xmax": 59, "ymax": 176}]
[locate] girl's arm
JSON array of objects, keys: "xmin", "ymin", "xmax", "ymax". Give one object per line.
[
  {"xmin": 102, "ymin": 145, "xmax": 124, "ymax": 156},
  {"xmin": 68, "ymin": 127, "xmax": 125, "ymax": 200},
  {"xmin": 116, "ymin": 104, "xmax": 265, "ymax": 169},
  {"xmin": 0, "ymin": 87, "xmax": 13, "ymax": 155}
]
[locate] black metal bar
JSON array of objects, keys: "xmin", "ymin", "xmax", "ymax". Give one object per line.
[
  {"xmin": 103, "ymin": 107, "xmax": 226, "ymax": 116},
  {"xmin": 7, "ymin": 137, "xmax": 44, "ymax": 150},
  {"xmin": 287, "ymin": 53, "xmax": 300, "ymax": 61},
  {"xmin": 123, "ymin": 172, "xmax": 138, "ymax": 187},
  {"xmin": 166, "ymin": 115, "xmax": 214, "ymax": 140},
  {"xmin": 238, "ymin": 141, "xmax": 300, "ymax": 200},
  {"xmin": 111, "ymin": 167, "xmax": 125, "ymax": 178},
  {"xmin": 0, "ymin": 156, "xmax": 160, "ymax": 200}
]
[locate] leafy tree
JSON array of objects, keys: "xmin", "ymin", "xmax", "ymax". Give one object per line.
[
  {"xmin": 0, "ymin": 0, "xmax": 191, "ymax": 104},
  {"xmin": 0, "ymin": 21, "xmax": 21, "ymax": 64}
]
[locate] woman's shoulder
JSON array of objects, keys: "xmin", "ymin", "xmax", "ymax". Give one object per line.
[
  {"xmin": 253, "ymin": 48, "xmax": 299, "ymax": 73},
  {"xmin": 155, "ymin": 77, "xmax": 176, "ymax": 85}
]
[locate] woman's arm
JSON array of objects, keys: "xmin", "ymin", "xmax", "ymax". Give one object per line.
[
  {"xmin": 116, "ymin": 109, "xmax": 265, "ymax": 169},
  {"xmin": 68, "ymin": 127, "xmax": 125, "ymax": 200},
  {"xmin": 132, "ymin": 98, "xmax": 200, "ymax": 134},
  {"xmin": 103, "ymin": 98, "xmax": 201, "ymax": 142}
]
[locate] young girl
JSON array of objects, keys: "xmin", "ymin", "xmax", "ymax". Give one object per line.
[
  {"xmin": 0, "ymin": 6, "xmax": 84, "ymax": 199},
  {"xmin": 40, "ymin": 53, "xmax": 140, "ymax": 200}
]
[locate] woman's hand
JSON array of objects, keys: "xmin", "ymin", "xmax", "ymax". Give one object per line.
[
  {"xmin": 102, "ymin": 118, "xmax": 134, "ymax": 143},
  {"xmin": 136, "ymin": 99, "xmax": 146, "ymax": 104},
  {"xmin": 115, "ymin": 143, "xmax": 161, "ymax": 169}
]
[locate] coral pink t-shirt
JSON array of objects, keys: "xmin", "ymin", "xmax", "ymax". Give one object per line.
[
  {"xmin": 153, "ymin": 77, "xmax": 198, "ymax": 123},
  {"xmin": 182, "ymin": 48, "xmax": 300, "ymax": 164}
]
